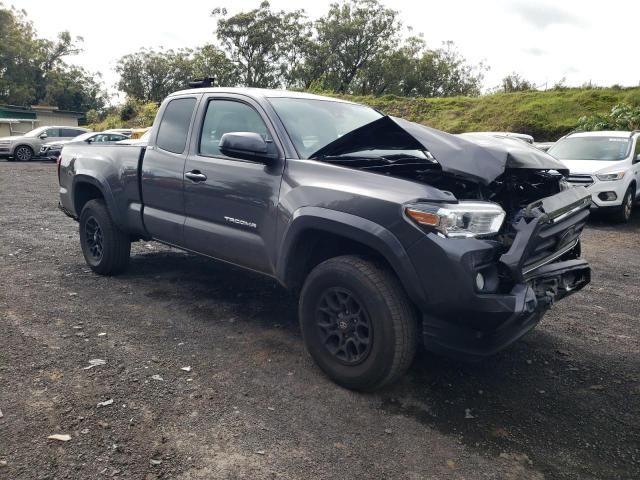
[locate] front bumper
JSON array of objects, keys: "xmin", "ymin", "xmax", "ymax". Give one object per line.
[
  {"xmin": 40, "ymin": 147, "xmax": 61, "ymax": 161},
  {"xmin": 407, "ymin": 187, "xmax": 592, "ymax": 359},
  {"xmin": 568, "ymin": 175, "xmax": 629, "ymax": 208}
]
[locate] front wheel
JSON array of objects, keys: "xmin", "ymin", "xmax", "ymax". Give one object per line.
[
  {"xmin": 612, "ymin": 186, "xmax": 634, "ymax": 223},
  {"xmin": 299, "ymin": 255, "xmax": 418, "ymax": 391},
  {"xmin": 79, "ymin": 199, "xmax": 131, "ymax": 275},
  {"xmin": 14, "ymin": 145, "xmax": 33, "ymax": 161}
]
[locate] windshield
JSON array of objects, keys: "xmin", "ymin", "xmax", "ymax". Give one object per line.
[
  {"xmin": 549, "ymin": 136, "xmax": 631, "ymax": 161},
  {"xmin": 268, "ymin": 97, "xmax": 382, "ymax": 158},
  {"xmin": 24, "ymin": 127, "xmax": 47, "ymax": 138}
]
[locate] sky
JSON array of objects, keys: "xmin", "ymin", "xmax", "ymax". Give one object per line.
[{"xmin": 12, "ymin": 0, "xmax": 640, "ymax": 100}]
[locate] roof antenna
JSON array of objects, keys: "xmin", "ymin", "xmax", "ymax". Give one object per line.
[{"xmin": 188, "ymin": 77, "xmax": 215, "ymax": 88}]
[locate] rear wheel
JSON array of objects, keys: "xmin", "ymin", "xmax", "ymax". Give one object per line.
[
  {"xmin": 299, "ymin": 255, "xmax": 418, "ymax": 391},
  {"xmin": 14, "ymin": 145, "xmax": 33, "ymax": 162},
  {"xmin": 79, "ymin": 199, "xmax": 131, "ymax": 275},
  {"xmin": 612, "ymin": 186, "xmax": 634, "ymax": 223}
]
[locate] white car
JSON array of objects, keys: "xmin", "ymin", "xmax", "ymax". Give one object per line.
[
  {"xmin": 460, "ymin": 131, "xmax": 534, "ymax": 144},
  {"xmin": 548, "ymin": 131, "xmax": 640, "ymax": 222}
]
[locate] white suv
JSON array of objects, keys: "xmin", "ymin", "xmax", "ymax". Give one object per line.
[{"xmin": 548, "ymin": 131, "xmax": 640, "ymax": 222}]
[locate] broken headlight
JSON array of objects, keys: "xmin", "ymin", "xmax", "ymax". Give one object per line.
[{"xmin": 405, "ymin": 201, "xmax": 506, "ymax": 238}]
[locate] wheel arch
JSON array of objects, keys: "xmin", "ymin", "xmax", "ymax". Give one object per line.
[
  {"xmin": 72, "ymin": 175, "xmax": 126, "ymax": 229},
  {"xmin": 276, "ymin": 207, "xmax": 427, "ymax": 309},
  {"xmin": 12, "ymin": 144, "xmax": 34, "ymax": 158}
]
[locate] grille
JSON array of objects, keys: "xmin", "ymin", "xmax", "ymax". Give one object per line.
[
  {"xmin": 522, "ymin": 208, "xmax": 589, "ymax": 274},
  {"xmin": 567, "ymin": 174, "xmax": 594, "ymax": 187}
]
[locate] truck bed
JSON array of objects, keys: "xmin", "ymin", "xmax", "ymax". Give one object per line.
[{"xmin": 58, "ymin": 143, "xmax": 147, "ymax": 235}]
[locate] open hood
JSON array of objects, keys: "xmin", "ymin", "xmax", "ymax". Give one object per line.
[{"xmin": 310, "ymin": 116, "xmax": 568, "ymax": 184}]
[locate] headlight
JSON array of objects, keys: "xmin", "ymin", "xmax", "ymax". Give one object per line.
[
  {"xmin": 596, "ymin": 171, "xmax": 625, "ymax": 181},
  {"xmin": 405, "ymin": 201, "xmax": 506, "ymax": 238}
]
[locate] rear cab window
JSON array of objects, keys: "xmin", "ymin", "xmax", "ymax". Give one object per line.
[{"xmin": 156, "ymin": 97, "xmax": 197, "ymax": 154}]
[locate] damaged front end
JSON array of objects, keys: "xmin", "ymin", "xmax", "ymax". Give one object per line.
[{"xmin": 311, "ymin": 116, "xmax": 592, "ymax": 359}]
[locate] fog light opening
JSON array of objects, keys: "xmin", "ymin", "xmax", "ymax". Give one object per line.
[
  {"xmin": 475, "ymin": 272, "xmax": 485, "ymax": 291},
  {"xmin": 598, "ymin": 191, "xmax": 617, "ymax": 202}
]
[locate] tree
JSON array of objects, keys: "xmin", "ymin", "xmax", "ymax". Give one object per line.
[
  {"xmin": 352, "ymin": 36, "xmax": 424, "ymax": 95},
  {"xmin": 191, "ymin": 44, "xmax": 240, "ymax": 87},
  {"xmin": 501, "ymin": 73, "xmax": 533, "ymax": 93},
  {"xmin": 0, "ymin": 5, "xmax": 39, "ymax": 104},
  {"xmin": 354, "ymin": 39, "xmax": 486, "ymax": 97},
  {"xmin": 116, "ymin": 48, "xmax": 196, "ymax": 103},
  {"xmin": 311, "ymin": 0, "xmax": 401, "ymax": 93},
  {"xmin": 43, "ymin": 65, "xmax": 107, "ymax": 112},
  {"xmin": 116, "ymin": 45, "xmax": 242, "ymax": 101},
  {"xmin": 212, "ymin": 2, "xmax": 310, "ymax": 88},
  {"xmin": 0, "ymin": 3, "xmax": 105, "ymax": 111}
]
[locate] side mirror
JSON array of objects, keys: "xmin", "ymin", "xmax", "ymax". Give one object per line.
[
  {"xmin": 86, "ymin": 138, "xmax": 94, "ymax": 144},
  {"xmin": 39, "ymin": 133, "xmax": 48, "ymax": 139},
  {"xmin": 219, "ymin": 132, "xmax": 276, "ymax": 163},
  {"xmin": 635, "ymin": 153, "xmax": 640, "ymax": 163}
]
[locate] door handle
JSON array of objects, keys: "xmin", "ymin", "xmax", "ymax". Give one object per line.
[{"xmin": 185, "ymin": 170, "xmax": 207, "ymax": 182}]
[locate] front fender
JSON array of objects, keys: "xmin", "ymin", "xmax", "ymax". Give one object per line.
[{"xmin": 276, "ymin": 206, "xmax": 428, "ymax": 309}]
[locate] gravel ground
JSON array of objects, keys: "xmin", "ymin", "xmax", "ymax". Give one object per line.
[{"xmin": 0, "ymin": 160, "xmax": 638, "ymax": 480}]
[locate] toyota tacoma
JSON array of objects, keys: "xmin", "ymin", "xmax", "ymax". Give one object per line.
[{"xmin": 58, "ymin": 87, "xmax": 591, "ymax": 391}]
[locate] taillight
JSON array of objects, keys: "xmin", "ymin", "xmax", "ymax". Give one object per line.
[{"xmin": 57, "ymin": 155, "xmax": 62, "ymax": 182}]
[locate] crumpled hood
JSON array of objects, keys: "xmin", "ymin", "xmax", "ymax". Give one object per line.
[{"xmin": 310, "ymin": 116, "xmax": 568, "ymax": 184}]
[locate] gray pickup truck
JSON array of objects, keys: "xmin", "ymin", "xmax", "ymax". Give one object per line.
[{"xmin": 58, "ymin": 87, "xmax": 591, "ymax": 390}]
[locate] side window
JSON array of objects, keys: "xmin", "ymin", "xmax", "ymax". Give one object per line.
[
  {"xmin": 61, "ymin": 128, "xmax": 80, "ymax": 137},
  {"xmin": 199, "ymin": 100, "xmax": 269, "ymax": 157},
  {"xmin": 635, "ymin": 137, "xmax": 640, "ymax": 160},
  {"xmin": 156, "ymin": 98, "xmax": 197, "ymax": 154},
  {"xmin": 46, "ymin": 128, "xmax": 60, "ymax": 138}
]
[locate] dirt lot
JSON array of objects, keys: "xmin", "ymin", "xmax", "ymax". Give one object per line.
[{"xmin": 0, "ymin": 160, "xmax": 638, "ymax": 480}]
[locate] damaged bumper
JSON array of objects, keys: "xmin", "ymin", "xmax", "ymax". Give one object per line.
[{"xmin": 407, "ymin": 187, "xmax": 592, "ymax": 360}]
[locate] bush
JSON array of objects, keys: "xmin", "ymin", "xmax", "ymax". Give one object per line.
[
  {"xmin": 576, "ymin": 103, "xmax": 640, "ymax": 131},
  {"xmin": 86, "ymin": 98, "xmax": 158, "ymax": 132}
]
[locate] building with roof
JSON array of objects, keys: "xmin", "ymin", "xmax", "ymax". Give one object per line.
[{"xmin": 0, "ymin": 105, "xmax": 84, "ymax": 137}]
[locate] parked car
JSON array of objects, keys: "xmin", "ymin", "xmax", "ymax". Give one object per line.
[
  {"xmin": 103, "ymin": 128, "xmax": 133, "ymax": 137},
  {"xmin": 58, "ymin": 88, "xmax": 591, "ymax": 391},
  {"xmin": 40, "ymin": 132, "xmax": 129, "ymax": 161},
  {"xmin": 535, "ymin": 141, "xmax": 555, "ymax": 152},
  {"xmin": 130, "ymin": 127, "xmax": 151, "ymax": 139},
  {"xmin": 0, "ymin": 126, "xmax": 90, "ymax": 161},
  {"xmin": 115, "ymin": 129, "xmax": 151, "ymax": 146},
  {"xmin": 548, "ymin": 131, "xmax": 640, "ymax": 222},
  {"xmin": 461, "ymin": 131, "xmax": 534, "ymax": 144}
]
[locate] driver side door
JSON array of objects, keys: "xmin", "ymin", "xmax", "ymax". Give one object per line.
[{"xmin": 182, "ymin": 95, "xmax": 284, "ymax": 275}]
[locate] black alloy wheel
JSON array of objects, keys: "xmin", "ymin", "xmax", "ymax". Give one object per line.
[
  {"xmin": 315, "ymin": 287, "xmax": 372, "ymax": 365},
  {"xmin": 84, "ymin": 216, "xmax": 104, "ymax": 262}
]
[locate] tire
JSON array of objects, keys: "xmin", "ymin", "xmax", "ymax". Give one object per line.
[
  {"xmin": 79, "ymin": 199, "xmax": 131, "ymax": 275},
  {"xmin": 612, "ymin": 186, "xmax": 634, "ymax": 223},
  {"xmin": 299, "ymin": 255, "xmax": 418, "ymax": 391},
  {"xmin": 14, "ymin": 145, "xmax": 33, "ymax": 162}
]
